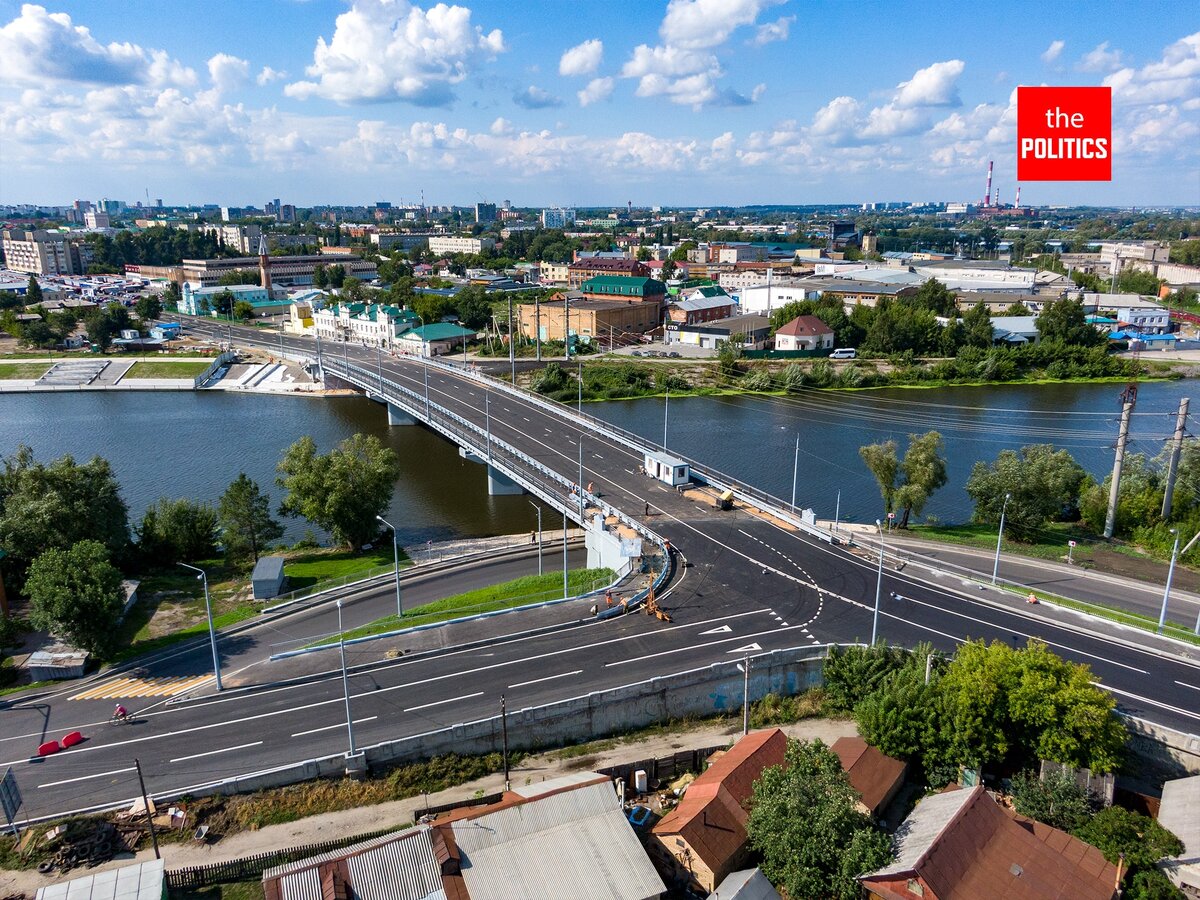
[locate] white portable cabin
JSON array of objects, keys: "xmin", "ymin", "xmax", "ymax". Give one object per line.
[{"xmin": 644, "ymin": 450, "xmax": 690, "ymax": 487}]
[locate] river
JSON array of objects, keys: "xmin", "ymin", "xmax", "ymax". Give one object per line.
[{"xmin": 0, "ymin": 379, "xmax": 1193, "ymax": 543}]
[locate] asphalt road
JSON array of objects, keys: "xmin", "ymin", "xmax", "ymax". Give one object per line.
[{"xmin": 3, "ymin": 317, "xmax": 1198, "ymax": 821}]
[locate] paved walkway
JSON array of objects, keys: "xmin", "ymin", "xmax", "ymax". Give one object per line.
[{"xmin": 0, "ymin": 717, "xmax": 856, "ymax": 895}]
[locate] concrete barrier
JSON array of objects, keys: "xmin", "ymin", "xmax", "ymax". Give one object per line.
[{"xmin": 1124, "ymin": 715, "xmax": 1200, "ymax": 780}]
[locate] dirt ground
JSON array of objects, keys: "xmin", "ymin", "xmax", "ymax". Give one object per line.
[{"xmin": 0, "ymin": 717, "xmax": 856, "ymax": 896}]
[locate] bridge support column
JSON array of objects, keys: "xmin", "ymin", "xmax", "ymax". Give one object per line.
[
  {"xmin": 387, "ymin": 403, "xmax": 418, "ymax": 426},
  {"xmin": 487, "ymin": 466, "xmax": 524, "ymax": 496}
]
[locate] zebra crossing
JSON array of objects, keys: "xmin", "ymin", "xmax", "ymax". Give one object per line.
[{"xmin": 69, "ymin": 675, "xmax": 213, "ymax": 701}]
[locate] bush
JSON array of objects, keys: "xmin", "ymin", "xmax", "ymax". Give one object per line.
[
  {"xmin": 822, "ymin": 643, "xmax": 907, "ymax": 711},
  {"xmin": 742, "ymin": 369, "xmax": 774, "ymax": 392},
  {"xmin": 1008, "ymin": 769, "xmax": 1099, "ymax": 832}
]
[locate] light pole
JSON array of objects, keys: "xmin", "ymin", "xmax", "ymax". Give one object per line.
[
  {"xmin": 991, "ymin": 492, "xmax": 1011, "ymax": 585},
  {"xmin": 179, "ymin": 563, "xmax": 221, "ymax": 691},
  {"xmin": 562, "ymin": 509, "xmax": 569, "ymax": 600},
  {"xmin": 376, "ymin": 515, "xmax": 402, "ymax": 617},
  {"xmin": 530, "ymin": 501, "xmax": 543, "ymax": 576},
  {"xmin": 737, "ymin": 655, "xmax": 751, "ymax": 735},
  {"xmin": 1158, "ymin": 528, "xmax": 1180, "ymax": 634},
  {"xmin": 578, "ymin": 361, "xmax": 583, "ymax": 413},
  {"xmin": 834, "ymin": 489, "xmax": 841, "ymax": 534},
  {"xmin": 578, "ymin": 439, "xmax": 585, "ymax": 523},
  {"xmin": 485, "ymin": 391, "xmax": 492, "ymax": 464},
  {"xmin": 663, "ymin": 389, "xmax": 669, "ymax": 449},
  {"xmin": 790, "ymin": 433, "xmax": 800, "ymax": 513},
  {"xmin": 336, "ymin": 599, "xmax": 357, "ymax": 756},
  {"xmin": 872, "ymin": 519, "xmax": 884, "ymax": 646}
]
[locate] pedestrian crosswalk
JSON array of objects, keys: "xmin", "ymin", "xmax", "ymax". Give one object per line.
[{"xmin": 70, "ymin": 675, "xmax": 213, "ymax": 701}]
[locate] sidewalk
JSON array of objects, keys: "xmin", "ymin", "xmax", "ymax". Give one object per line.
[{"xmin": 0, "ymin": 718, "xmax": 856, "ymax": 895}]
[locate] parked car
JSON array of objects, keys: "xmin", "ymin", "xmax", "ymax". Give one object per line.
[
  {"xmin": 830, "ymin": 348, "xmax": 857, "ymax": 359},
  {"xmin": 631, "ymin": 350, "xmax": 642, "ymax": 357},
  {"xmin": 668, "ymin": 351, "xmax": 680, "ymax": 358}
]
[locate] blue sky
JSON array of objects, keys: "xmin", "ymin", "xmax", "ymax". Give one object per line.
[{"xmin": 0, "ymin": 0, "xmax": 1197, "ymax": 208}]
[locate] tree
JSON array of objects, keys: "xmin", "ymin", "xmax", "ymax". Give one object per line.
[
  {"xmin": 276, "ymin": 434, "xmax": 400, "ymax": 550},
  {"xmin": 163, "ymin": 281, "xmax": 182, "ymax": 310},
  {"xmin": 859, "ymin": 439, "xmax": 899, "ymax": 515},
  {"xmin": 662, "ymin": 259, "xmax": 677, "ymax": 281},
  {"xmin": 234, "ymin": 299, "xmax": 255, "ymax": 321},
  {"xmin": 1008, "ymin": 769, "xmax": 1098, "ymax": 833},
  {"xmin": 894, "ymin": 431, "xmax": 948, "ymax": 527},
  {"xmin": 218, "ymin": 474, "xmax": 284, "ymax": 563},
  {"xmin": 1079, "ymin": 453, "xmax": 1162, "ymax": 537},
  {"xmin": 854, "ymin": 655, "xmax": 942, "ymax": 761},
  {"xmin": 1036, "ymin": 298, "xmax": 1106, "ymax": 346},
  {"xmin": 747, "ymin": 739, "xmax": 893, "ymax": 900},
  {"xmin": 313, "ymin": 264, "xmax": 328, "ymax": 289},
  {"xmin": 859, "ymin": 432, "xmax": 947, "ymax": 525},
  {"xmin": 960, "ymin": 302, "xmax": 994, "ymax": 349},
  {"xmin": 822, "ymin": 643, "xmax": 908, "ymax": 711},
  {"xmin": 912, "ymin": 278, "xmax": 957, "ymax": 316},
  {"xmin": 0, "ymin": 447, "xmax": 130, "ymax": 597},
  {"xmin": 135, "ymin": 293, "xmax": 162, "ymax": 323},
  {"xmin": 454, "ymin": 285, "xmax": 493, "ymax": 330},
  {"xmin": 1003, "ymin": 300, "xmax": 1032, "ymax": 316},
  {"xmin": 26, "ymin": 275, "xmax": 43, "ymax": 306},
  {"xmin": 84, "ymin": 303, "xmax": 131, "ymax": 350},
  {"xmin": 965, "ymin": 444, "xmax": 1087, "ymax": 541},
  {"xmin": 217, "ymin": 269, "xmax": 261, "ymax": 286},
  {"xmin": 26, "ymin": 540, "xmax": 124, "ymax": 656},
  {"xmin": 716, "ymin": 338, "xmax": 743, "ymax": 378},
  {"xmin": 137, "ymin": 497, "xmax": 219, "ymax": 565},
  {"xmin": 1074, "ymin": 806, "xmax": 1183, "ymax": 900},
  {"xmin": 1114, "ymin": 268, "xmax": 1162, "ymax": 296},
  {"xmin": 327, "ymin": 264, "xmax": 347, "ymax": 288},
  {"xmin": 212, "ymin": 289, "xmax": 236, "ymax": 317}
]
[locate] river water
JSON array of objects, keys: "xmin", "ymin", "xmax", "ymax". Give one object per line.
[{"xmin": 0, "ymin": 379, "xmax": 1193, "ymax": 543}]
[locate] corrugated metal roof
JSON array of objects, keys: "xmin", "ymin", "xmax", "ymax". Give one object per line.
[
  {"xmin": 451, "ymin": 780, "xmax": 664, "ymax": 900},
  {"xmin": 37, "ymin": 859, "xmax": 164, "ymax": 900},
  {"xmin": 265, "ymin": 828, "xmax": 446, "ymax": 900}
]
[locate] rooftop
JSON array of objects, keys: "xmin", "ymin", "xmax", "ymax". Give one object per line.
[
  {"xmin": 776, "ymin": 315, "xmax": 834, "ymax": 337},
  {"xmin": 831, "ymin": 737, "xmax": 907, "ymax": 816}
]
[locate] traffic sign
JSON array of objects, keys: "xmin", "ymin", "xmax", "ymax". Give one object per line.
[
  {"xmin": 0, "ymin": 768, "xmax": 21, "ymax": 835},
  {"xmin": 887, "ymin": 512, "xmax": 895, "ymax": 520},
  {"xmin": 1068, "ymin": 540, "xmax": 1077, "ymax": 547}
]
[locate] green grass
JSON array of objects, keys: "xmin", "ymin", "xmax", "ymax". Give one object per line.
[
  {"xmin": 284, "ymin": 546, "xmax": 406, "ymax": 591},
  {"xmin": 110, "ymin": 603, "xmax": 260, "ymax": 663},
  {"xmin": 909, "ymin": 522, "xmax": 1089, "ymax": 563},
  {"xmin": 0, "ymin": 362, "xmax": 49, "ymax": 378},
  {"xmin": 312, "ymin": 567, "xmax": 615, "ymax": 646},
  {"xmin": 171, "ymin": 882, "xmax": 265, "ymax": 900},
  {"xmin": 123, "ymin": 359, "xmax": 213, "ymax": 379},
  {"xmin": 999, "ymin": 584, "xmax": 1200, "ymax": 646}
]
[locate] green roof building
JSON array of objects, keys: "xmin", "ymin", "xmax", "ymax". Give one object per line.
[{"xmin": 580, "ymin": 275, "xmax": 668, "ymax": 302}]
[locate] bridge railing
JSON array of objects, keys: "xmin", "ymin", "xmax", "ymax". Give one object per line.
[
  {"xmin": 417, "ymin": 355, "xmax": 836, "ymax": 543},
  {"xmin": 321, "ymin": 356, "xmax": 670, "ymax": 613}
]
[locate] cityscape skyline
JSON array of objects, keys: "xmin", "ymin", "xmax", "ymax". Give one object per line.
[{"xmin": 0, "ymin": 0, "xmax": 1197, "ymax": 207}]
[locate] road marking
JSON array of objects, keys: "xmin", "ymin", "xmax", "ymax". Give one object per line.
[
  {"xmin": 1174, "ymin": 680, "xmax": 1200, "ymax": 693},
  {"xmin": 38, "ymin": 767, "xmax": 137, "ymax": 789},
  {"xmin": 699, "ymin": 625, "xmax": 732, "ymax": 635},
  {"xmin": 508, "ymin": 670, "xmax": 583, "ymax": 689},
  {"xmin": 291, "ymin": 717, "xmax": 377, "ymax": 738},
  {"xmin": 171, "ymin": 741, "xmax": 263, "ymax": 763},
  {"xmin": 1097, "ymin": 683, "xmax": 1200, "ymax": 722},
  {"xmin": 728, "ymin": 643, "xmax": 762, "ymax": 653},
  {"xmin": 70, "ymin": 675, "xmax": 214, "ymax": 701},
  {"xmin": 405, "ymin": 691, "xmax": 484, "ymax": 713}
]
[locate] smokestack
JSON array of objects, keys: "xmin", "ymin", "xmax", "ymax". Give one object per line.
[
  {"xmin": 995, "ymin": 188, "xmax": 1000, "ymax": 207},
  {"xmin": 984, "ymin": 160, "xmax": 994, "ymax": 207},
  {"xmin": 1015, "ymin": 186, "xmax": 1021, "ymax": 208}
]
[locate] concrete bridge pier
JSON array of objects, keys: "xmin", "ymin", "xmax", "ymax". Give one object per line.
[
  {"xmin": 387, "ymin": 403, "xmax": 418, "ymax": 426},
  {"xmin": 458, "ymin": 446, "xmax": 526, "ymax": 496}
]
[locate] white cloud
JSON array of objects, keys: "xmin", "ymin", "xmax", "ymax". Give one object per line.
[
  {"xmin": 1041, "ymin": 39, "xmax": 1065, "ymax": 64},
  {"xmin": 577, "ymin": 76, "xmax": 614, "ymax": 107},
  {"xmin": 621, "ymin": 0, "xmax": 776, "ymax": 107},
  {"xmin": 559, "ymin": 39, "xmax": 602, "ymax": 77},
  {"xmin": 489, "ymin": 116, "xmax": 512, "ymax": 135},
  {"xmin": 1080, "ymin": 41, "xmax": 1123, "ymax": 73},
  {"xmin": 513, "ymin": 85, "xmax": 562, "ymax": 109},
  {"xmin": 894, "ymin": 60, "xmax": 965, "ymax": 108},
  {"xmin": 257, "ymin": 66, "xmax": 286, "ymax": 86},
  {"xmin": 862, "ymin": 103, "xmax": 927, "ymax": 138},
  {"xmin": 1104, "ymin": 31, "xmax": 1200, "ymax": 105},
  {"xmin": 207, "ymin": 54, "xmax": 249, "ymax": 93},
  {"xmin": 0, "ymin": 3, "xmax": 195, "ymax": 88},
  {"xmin": 285, "ymin": 0, "xmax": 505, "ymax": 105},
  {"xmin": 752, "ymin": 15, "xmax": 794, "ymax": 46}
]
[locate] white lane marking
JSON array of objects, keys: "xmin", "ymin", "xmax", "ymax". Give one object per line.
[
  {"xmin": 1174, "ymin": 680, "xmax": 1200, "ymax": 692},
  {"xmin": 171, "ymin": 741, "xmax": 263, "ymax": 763},
  {"xmin": 405, "ymin": 691, "xmax": 484, "ymax": 713},
  {"xmin": 291, "ymin": 716, "xmax": 378, "ymax": 738},
  {"xmin": 728, "ymin": 643, "xmax": 762, "ymax": 653},
  {"xmin": 1097, "ymin": 683, "xmax": 1200, "ymax": 722},
  {"xmin": 38, "ymin": 766, "xmax": 137, "ymax": 789},
  {"xmin": 523, "ymin": 417, "xmax": 531, "ymax": 422},
  {"xmin": 699, "ymin": 625, "xmax": 732, "ymax": 635},
  {"xmin": 607, "ymin": 626, "xmax": 807, "ymax": 667},
  {"xmin": 508, "ymin": 670, "xmax": 583, "ymax": 689}
]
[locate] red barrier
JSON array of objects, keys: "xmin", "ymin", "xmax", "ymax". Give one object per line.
[
  {"xmin": 61, "ymin": 731, "xmax": 84, "ymax": 748},
  {"xmin": 37, "ymin": 741, "xmax": 60, "ymax": 757}
]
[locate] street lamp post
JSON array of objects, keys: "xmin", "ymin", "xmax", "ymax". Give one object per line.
[
  {"xmin": 376, "ymin": 515, "xmax": 402, "ymax": 617},
  {"xmin": 178, "ymin": 563, "xmax": 222, "ymax": 691},
  {"xmin": 562, "ymin": 510, "xmax": 569, "ymax": 600},
  {"xmin": 485, "ymin": 391, "xmax": 492, "ymax": 464},
  {"xmin": 790, "ymin": 433, "xmax": 800, "ymax": 513},
  {"xmin": 663, "ymin": 389, "xmax": 669, "ymax": 449},
  {"xmin": 529, "ymin": 501, "xmax": 543, "ymax": 575},
  {"xmin": 1158, "ymin": 528, "xmax": 1180, "ymax": 634},
  {"xmin": 872, "ymin": 520, "xmax": 884, "ymax": 646},
  {"xmin": 336, "ymin": 599, "xmax": 357, "ymax": 756},
  {"xmin": 991, "ymin": 492, "xmax": 1011, "ymax": 585}
]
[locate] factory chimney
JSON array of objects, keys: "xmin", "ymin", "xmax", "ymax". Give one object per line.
[
  {"xmin": 983, "ymin": 160, "xmax": 994, "ymax": 207},
  {"xmin": 1015, "ymin": 186, "xmax": 1021, "ymax": 209}
]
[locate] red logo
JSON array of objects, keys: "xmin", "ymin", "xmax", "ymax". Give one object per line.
[{"xmin": 1017, "ymin": 86, "xmax": 1111, "ymax": 181}]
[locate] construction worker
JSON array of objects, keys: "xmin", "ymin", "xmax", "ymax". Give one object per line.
[
  {"xmin": 1027, "ymin": 592, "xmax": 1038, "ymax": 605},
  {"xmin": 644, "ymin": 501, "xmax": 650, "ymax": 517},
  {"xmin": 587, "ymin": 481, "xmax": 594, "ymax": 495},
  {"xmin": 606, "ymin": 590, "xmax": 614, "ymax": 607}
]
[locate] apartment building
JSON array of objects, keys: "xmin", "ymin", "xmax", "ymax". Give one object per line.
[
  {"xmin": 1, "ymin": 230, "xmax": 92, "ymax": 275},
  {"xmin": 427, "ymin": 235, "xmax": 496, "ymax": 255}
]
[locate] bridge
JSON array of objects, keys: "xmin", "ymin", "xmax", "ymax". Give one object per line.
[{"xmin": 3, "ymin": 318, "xmax": 1200, "ymax": 822}]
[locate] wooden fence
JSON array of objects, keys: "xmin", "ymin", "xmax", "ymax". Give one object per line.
[
  {"xmin": 597, "ymin": 744, "xmax": 728, "ymax": 789},
  {"xmin": 165, "ymin": 825, "xmax": 399, "ymax": 890}
]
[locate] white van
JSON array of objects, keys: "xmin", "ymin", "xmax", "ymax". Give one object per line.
[{"xmin": 829, "ymin": 348, "xmax": 857, "ymax": 360}]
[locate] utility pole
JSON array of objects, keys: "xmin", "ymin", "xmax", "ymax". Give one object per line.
[
  {"xmin": 1104, "ymin": 385, "xmax": 1138, "ymax": 539},
  {"xmin": 741, "ymin": 655, "xmax": 751, "ymax": 735},
  {"xmin": 534, "ymin": 294, "xmax": 541, "ymax": 362},
  {"xmin": 507, "ymin": 294, "xmax": 516, "ymax": 384},
  {"xmin": 564, "ymin": 293, "xmax": 570, "ymax": 362},
  {"xmin": 501, "ymin": 694, "xmax": 510, "ymax": 791},
  {"xmin": 133, "ymin": 759, "xmax": 160, "ymax": 860},
  {"xmin": 663, "ymin": 389, "xmax": 669, "ymax": 449},
  {"xmin": 1162, "ymin": 397, "xmax": 1190, "ymax": 519},
  {"xmin": 562, "ymin": 511, "xmax": 569, "ymax": 600},
  {"xmin": 791, "ymin": 434, "xmax": 799, "ymax": 512},
  {"xmin": 530, "ymin": 501, "xmax": 543, "ymax": 575}
]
